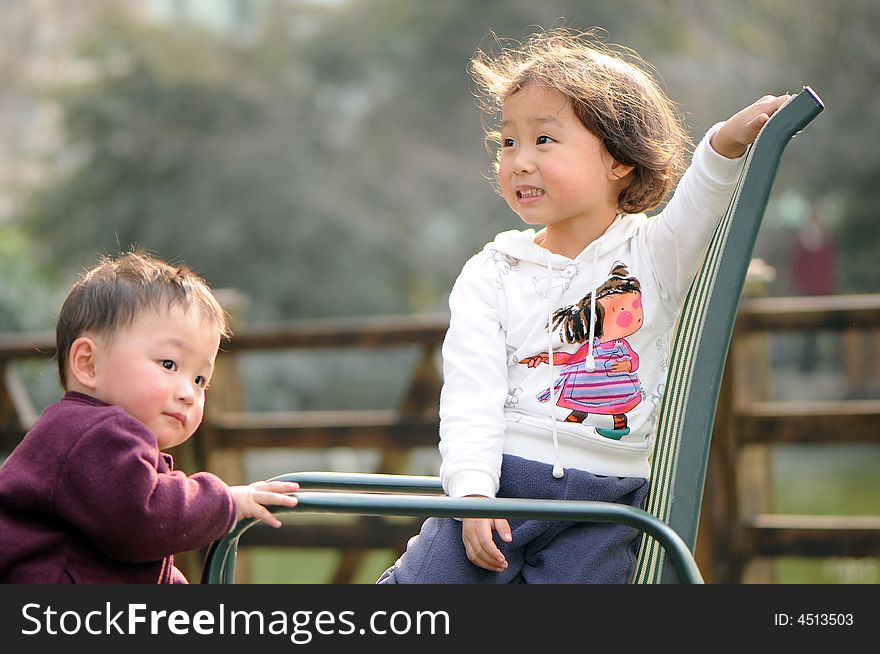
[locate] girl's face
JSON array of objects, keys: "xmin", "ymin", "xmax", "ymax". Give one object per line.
[
  {"xmin": 599, "ymin": 291, "xmax": 643, "ymax": 341},
  {"xmin": 497, "ymin": 84, "xmax": 629, "ymax": 231}
]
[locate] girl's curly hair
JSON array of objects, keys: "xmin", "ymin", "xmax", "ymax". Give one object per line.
[{"xmin": 469, "ymin": 27, "xmax": 691, "ymax": 214}]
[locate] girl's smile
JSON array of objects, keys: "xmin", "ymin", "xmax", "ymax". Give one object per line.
[{"xmin": 515, "ymin": 185, "xmax": 546, "ymax": 203}]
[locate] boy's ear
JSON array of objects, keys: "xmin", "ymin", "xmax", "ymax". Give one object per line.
[{"xmin": 68, "ymin": 336, "xmax": 99, "ymax": 390}]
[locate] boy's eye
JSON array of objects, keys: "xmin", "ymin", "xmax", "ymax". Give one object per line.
[
  {"xmin": 160, "ymin": 360, "xmax": 176, "ymax": 371},
  {"xmin": 501, "ymin": 137, "xmax": 515, "ymax": 148},
  {"xmin": 536, "ymin": 135, "xmax": 554, "ymax": 145},
  {"xmin": 194, "ymin": 375, "xmax": 208, "ymax": 388}
]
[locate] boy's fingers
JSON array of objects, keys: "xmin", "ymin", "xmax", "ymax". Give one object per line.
[
  {"xmin": 263, "ymin": 511, "xmax": 282, "ymax": 528},
  {"xmin": 251, "ymin": 491, "xmax": 298, "ymax": 507},
  {"xmin": 269, "ymin": 481, "xmax": 299, "ymax": 490},
  {"xmin": 264, "ymin": 492, "xmax": 299, "ymax": 506},
  {"xmin": 249, "ymin": 503, "xmax": 282, "ymax": 527},
  {"xmin": 254, "ymin": 480, "xmax": 299, "ymax": 492}
]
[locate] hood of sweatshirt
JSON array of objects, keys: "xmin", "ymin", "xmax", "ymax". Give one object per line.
[{"xmin": 484, "ymin": 215, "xmax": 638, "ymax": 265}]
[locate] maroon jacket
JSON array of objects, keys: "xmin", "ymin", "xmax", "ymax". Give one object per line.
[{"xmin": 0, "ymin": 392, "xmax": 236, "ymax": 583}]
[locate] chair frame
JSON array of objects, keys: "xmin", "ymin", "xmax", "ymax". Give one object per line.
[{"xmin": 201, "ymin": 86, "xmax": 824, "ymax": 585}]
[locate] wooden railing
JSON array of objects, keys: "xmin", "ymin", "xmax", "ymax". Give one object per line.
[
  {"xmin": 0, "ymin": 331, "xmax": 49, "ymax": 453},
  {"xmin": 698, "ymin": 293, "xmax": 880, "ymax": 582},
  {"xmin": 205, "ymin": 313, "xmax": 447, "ymax": 458},
  {"xmin": 196, "ymin": 313, "xmax": 448, "ymax": 582},
  {"xmin": 1, "ymin": 296, "xmax": 878, "ymax": 583}
]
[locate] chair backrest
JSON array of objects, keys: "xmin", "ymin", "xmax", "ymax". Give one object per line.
[{"xmin": 635, "ymin": 87, "xmax": 824, "ymax": 583}]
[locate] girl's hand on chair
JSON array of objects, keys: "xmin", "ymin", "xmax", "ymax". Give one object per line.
[
  {"xmin": 711, "ymin": 94, "xmax": 791, "ymax": 159},
  {"xmin": 230, "ymin": 480, "xmax": 300, "ymax": 528},
  {"xmin": 462, "ymin": 510, "xmax": 512, "ymax": 572}
]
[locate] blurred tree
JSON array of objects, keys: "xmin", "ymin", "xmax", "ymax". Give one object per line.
[
  {"xmin": 0, "ymin": 226, "xmax": 58, "ymax": 332},
  {"xmin": 15, "ymin": 0, "xmax": 880, "ymax": 331},
  {"xmin": 21, "ymin": 6, "xmax": 421, "ymax": 321},
  {"xmin": 656, "ymin": 0, "xmax": 880, "ymax": 294}
]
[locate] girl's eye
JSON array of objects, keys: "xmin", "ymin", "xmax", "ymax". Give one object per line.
[
  {"xmin": 536, "ymin": 135, "xmax": 554, "ymax": 145},
  {"xmin": 501, "ymin": 137, "xmax": 515, "ymax": 148},
  {"xmin": 160, "ymin": 360, "xmax": 176, "ymax": 371},
  {"xmin": 194, "ymin": 375, "xmax": 208, "ymax": 388}
]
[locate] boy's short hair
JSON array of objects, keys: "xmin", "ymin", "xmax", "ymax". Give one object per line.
[
  {"xmin": 55, "ymin": 251, "xmax": 231, "ymax": 389},
  {"xmin": 469, "ymin": 27, "xmax": 691, "ymax": 214}
]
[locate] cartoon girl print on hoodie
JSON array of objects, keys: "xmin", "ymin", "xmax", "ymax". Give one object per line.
[{"xmin": 521, "ymin": 262, "xmax": 645, "ymax": 440}]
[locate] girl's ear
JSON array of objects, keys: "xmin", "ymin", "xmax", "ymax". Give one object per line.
[
  {"xmin": 68, "ymin": 336, "xmax": 99, "ymax": 390},
  {"xmin": 609, "ymin": 159, "xmax": 635, "ymax": 181}
]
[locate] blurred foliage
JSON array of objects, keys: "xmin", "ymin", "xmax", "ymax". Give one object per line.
[
  {"xmin": 0, "ymin": 225, "xmax": 59, "ymax": 332},
  {"xmin": 12, "ymin": 0, "xmax": 878, "ymax": 327}
]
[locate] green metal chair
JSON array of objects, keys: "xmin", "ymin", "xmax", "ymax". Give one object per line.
[{"xmin": 202, "ymin": 86, "xmax": 824, "ymax": 585}]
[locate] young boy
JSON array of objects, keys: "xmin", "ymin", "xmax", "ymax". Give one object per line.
[{"xmin": 0, "ymin": 251, "xmax": 298, "ymax": 583}]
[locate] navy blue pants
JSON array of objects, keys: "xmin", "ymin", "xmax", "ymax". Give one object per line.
[{"xmin": 377, "ymin": 454, "xmax": 649, "ymax": 584}]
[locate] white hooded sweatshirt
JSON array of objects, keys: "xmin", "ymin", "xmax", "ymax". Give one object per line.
[{"xmin": 439, "ymin": 126, "xmax": 746, "ymax": 498}]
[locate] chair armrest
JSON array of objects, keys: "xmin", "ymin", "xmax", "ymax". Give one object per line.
[
  {"xmin": 268, "ymin": 470, "xmax": 444, "ymax": 493},
  {"xmin": 201, "ymin": 491, "xmax": 703, "ymax": 585}
]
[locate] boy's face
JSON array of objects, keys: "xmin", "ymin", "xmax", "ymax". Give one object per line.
[
  {"xmin": 497, "ymin": 84, "xmax": 626, "ymax": 230},
  {"xmin": 89, "ymin": 305, "xmax": 220, "ymax": 449}
]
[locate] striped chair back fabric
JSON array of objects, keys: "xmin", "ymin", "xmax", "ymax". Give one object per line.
[{"xmin": 634, "ymin": 87, "xmax": 824, "ymax": 583}]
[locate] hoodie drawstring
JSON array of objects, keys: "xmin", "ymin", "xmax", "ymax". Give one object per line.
[
  {"xmin": 584, "ymin": 246, "xmax": 600, "ymax": 372},
  {"xmin": 546, "ymin": 253, "xmax": 564, "ymax": 479},
  {"xmin": 545, "ymin": 245, "xmax": 602, "ymax": 480}
]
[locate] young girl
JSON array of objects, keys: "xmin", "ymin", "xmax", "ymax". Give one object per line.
[{"xmin": 378, "ymin": 28, "xmax": 789, "ymax": 583}]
